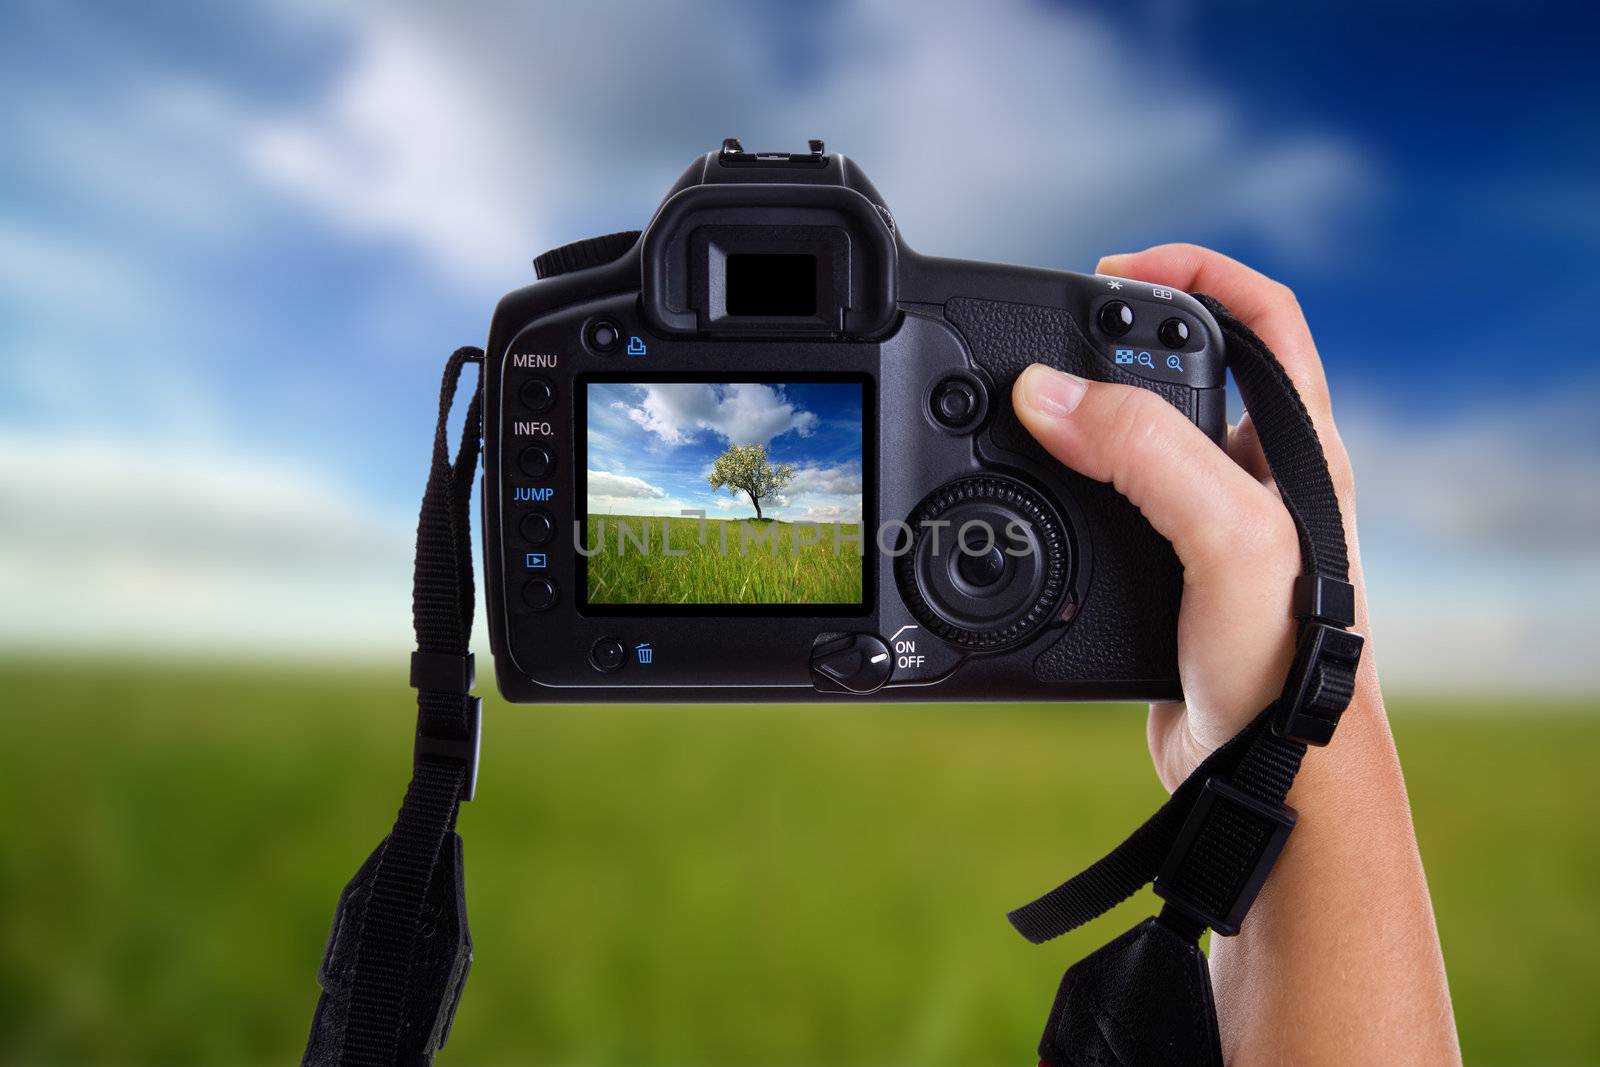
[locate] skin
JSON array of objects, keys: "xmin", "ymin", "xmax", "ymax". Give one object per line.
[{"xmin": 1012, "ymin": 244, "xmax": 1461, "ymax": 1066}]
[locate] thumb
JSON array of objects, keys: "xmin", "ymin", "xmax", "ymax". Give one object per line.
[
  {"xmin": 1013, "ymin": 363, "xmax": 1301, "ymax": 751},
  {"xmin": 1012, "ymin": 364, "xmax": 1292, "ymax": 571}
]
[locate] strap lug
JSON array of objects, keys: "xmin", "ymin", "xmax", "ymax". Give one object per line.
[{"xmin": 1272, "ymin": 622, "xmax": 1365, "ymax": 746}]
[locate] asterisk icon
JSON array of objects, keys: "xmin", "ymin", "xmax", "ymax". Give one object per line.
[{"xmin": 1106, "ymin": 279, "xmax": 1123, "ymax": 289}]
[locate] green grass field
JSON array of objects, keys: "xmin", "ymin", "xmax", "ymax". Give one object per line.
[
  {"xmin": 586, "ymin": 514, "xmax": 863, "ymax": 605},
  {"xmin": 0, "ymin": 657, "xmax": 1595, "ymax": 1065}
]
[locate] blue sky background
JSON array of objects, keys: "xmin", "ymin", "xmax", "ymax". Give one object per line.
[
  {"xmin": 1, "ymin": 0, "xmax": 1596, "ymax": 690},
  {"xmin": 586, "ymin": 382, "xmax": 864, "ymax": 521}
]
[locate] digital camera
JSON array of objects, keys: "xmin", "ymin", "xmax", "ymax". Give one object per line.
[{"xmin": 482, "ymin": 140, "xmax": 1226, "ymax": 703}]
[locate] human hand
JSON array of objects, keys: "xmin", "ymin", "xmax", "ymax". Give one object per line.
[{"xmin": 1012, "ymin": 244, "xmax": 1361, "ymax": 791}]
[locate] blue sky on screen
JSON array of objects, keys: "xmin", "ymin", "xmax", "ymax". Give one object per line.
[
  {"xmin": 586, "ymin": 382, "xmax": 864, "ymax": 522},
  {"xmin": 1, "ymin": 0, "xmax": 1596, "ymax": 689}
]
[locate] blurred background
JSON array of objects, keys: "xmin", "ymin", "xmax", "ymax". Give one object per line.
[{"xmin": 1, "ymin": 1, "xmax": 1596, "ymax": 1064}]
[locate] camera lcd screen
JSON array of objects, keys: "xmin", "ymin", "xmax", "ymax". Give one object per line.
[
  {"xmin": 725, "ymin": 254, "xmax": 817, "ymax": 316},
  {"xmin": 581, "ymin": 379, "xmax": 867, "ymax": 610}
]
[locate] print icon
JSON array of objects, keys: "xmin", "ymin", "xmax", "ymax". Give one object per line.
[{"xmin": 626, "ymin": 336, "xmax": 648, "ymax": 356}]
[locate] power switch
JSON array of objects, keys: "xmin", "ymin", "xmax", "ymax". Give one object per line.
[{"xmin": 809, "ymin": 633, "xmax": 894, "ymax": 695}]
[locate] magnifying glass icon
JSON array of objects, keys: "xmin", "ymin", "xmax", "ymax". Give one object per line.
[
  {"xmin": 1136, "ymin": 352, "xmax": 1154, "ymax": 368},
  {"xmin": 1167, "ymin": 354, "xmax": 1183, "ymax": 371}
]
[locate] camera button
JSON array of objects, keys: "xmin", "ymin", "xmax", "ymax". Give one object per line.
[
  {"xmin": 522, "ymin": 578, "xmax": 558, "ymax": 612},
  {"xmin": 589, "ymin": 636, "xmax": 626, "ymax": 673},
  {"xmin": 520, "ymin": 509, "xmax": 555, "ymax": 545},
  {"xmin": 929, "ymin": 373, "xmax": 988, "ymax": 432},
  {"xmin": 956, "ymin": 543, "xmax": 1008, "ymax": 588},
  {"xmin": 519, "ymin": 445, "xmax": 555, "ymax": 479},
  {"xmin": 586, "ymin": 319, "xmax": 622, "ymax": 354},
  {"xmin": 1097, "ymin": 300, "xmax": 1134, "ymax": 337},
  {"xmin": 1158, "ymin": 317, "xmax": 1190, "ymax": 349},
  {"xmin": 932, "ymin": 378, "xmax": 976, "ymax": 427},
  {"xmin": 520, "ymin": 377, "xmax": 556, "ymax": 413}
]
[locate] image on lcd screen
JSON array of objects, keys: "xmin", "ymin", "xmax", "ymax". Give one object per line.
[{"xmin": 584, "ymin": 381, "xmax": 865, "ymax": 607}]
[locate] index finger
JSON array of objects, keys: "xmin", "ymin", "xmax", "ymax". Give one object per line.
[{"xmin": 1097, "ymin": 243, "xmax": 1331, "ymax": 420}]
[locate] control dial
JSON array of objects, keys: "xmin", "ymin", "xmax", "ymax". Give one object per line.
[
  {"xmin": 893, "ymin": 475, "xmax": 1071, "ymax": 651},
  {"xmin": 532, "ymin": 230, "xmax": 641, "ymax": 280}
]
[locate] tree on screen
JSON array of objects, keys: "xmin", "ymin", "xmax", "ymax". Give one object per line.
[{"xmin": 707, "ymin": 443, "xmax": 795, "ymax": 520}]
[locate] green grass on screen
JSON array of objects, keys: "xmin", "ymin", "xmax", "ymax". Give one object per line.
[
  {"xmin": 585, "ymin": 514, "xmax": 863, "ymax": 605},
  {"xmin": 0, "ymin": 658, "xmax": 1594, "ymax": 1066}
]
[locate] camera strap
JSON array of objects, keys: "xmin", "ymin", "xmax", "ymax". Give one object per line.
[
  {"xmin": 302, "ymin": 346, "xmax": 484, "ymax": 1067},
  {"xmin": 1007, "ymin": 295, "xmax": 1364, "ymax": 1067}
]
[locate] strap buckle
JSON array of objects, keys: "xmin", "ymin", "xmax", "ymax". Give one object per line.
[
  {"xmin": 411, "ymin": 650, "xmax": 475, "ymax": 694},
  {"xmin": 1153, "ymin": 778, "xmax": 1297, "ymax": 937},
  {"xmin": 411, "ymin": 652, "xmax": 481, "ymax": 802},
  {"xmin": 1272, "ymin": 621, "xmax": 1365, "ymax": 746},
  {"xmin": 1293, "ymin": 573, "xmax": 1356, "ymax": 627},
  {"xmin": 413, "ymin": 697, "xmax": 481, "ymax": 803}
]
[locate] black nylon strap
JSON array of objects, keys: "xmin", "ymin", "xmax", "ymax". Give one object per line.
[
  {"xmin": 303, "ymin": 346, "xmax": 484, "ymax": 1067},
  {"xmin": 1009, "ymin": 295, "xmax": 1356, "ymax": 946},
  {"xmin": 1008, "ymin": 715, "xmax": 1269, "ymax": 942}
]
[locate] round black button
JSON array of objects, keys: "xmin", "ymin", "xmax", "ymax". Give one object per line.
[
  {"xmin": 587, "ymin": 320, "xmax": 621, "ymax": 354},
  {"xmin": 929, "ymin": 375, "xmax": 987, "ymax": 431},
  {"xmin": 1158, "ymin": 317, "xmax": 1190, "ymax": 349},
  {"xmin": 933, "ymin": 379, "xmax": 976, "ymax": 426},
  {"xmin": 957, "ymin": 542, "xmax": 1008, "ymax": 588},
  {"xmin": 521, "ymin": 377, "xmax": 560, "ymax": 415},
  {"xmin": 590, "ymin": 636, "xmax": 626, "ymax": 673},
  {"xmin": 523, "ymin": 578, "xmax": 558, "ymax": 611},
  {"xmin": 519, "ymin": 445, "xmax": 555, "ymax": 479},
  {"xmin": 520, "ymin": 377, "xmax": 556, "ymax": 413},
  {"xmin": 1097, "ymin": 300, "xmax": 1134, "ymax": 337},
  {"xmin": 520, "ymin": 509, "xmax": 555, "ymax": 545}
]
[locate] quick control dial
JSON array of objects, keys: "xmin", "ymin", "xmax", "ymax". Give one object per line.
[{"xmin": 893, "ymin": 475, "xmax": 1071, "ymax": 651}]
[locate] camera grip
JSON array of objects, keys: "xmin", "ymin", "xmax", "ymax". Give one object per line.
[{"xmin": 944, "ymin": 297, "xmax": 1183, "ymax": 687}]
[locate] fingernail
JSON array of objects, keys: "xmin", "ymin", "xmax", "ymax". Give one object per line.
[
  {"xmin": 1097, "ymin": 252, "xmax": 1133, "ymax": 273},
  {"xmin": 1018, "ymin": 365, "xmax": 1087, "ymax": 417}
]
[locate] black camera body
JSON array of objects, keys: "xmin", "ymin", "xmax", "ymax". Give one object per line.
[{"xmin": 482, "ymin": 141, "xmax": 1225, "ymax": 703}]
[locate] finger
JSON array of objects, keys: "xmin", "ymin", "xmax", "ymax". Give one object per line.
[
  {"xmin": 1013, "ymin": 364, "xmax": 1296, "ymax": 571},
  {"xmin": 1227, "ymin": 413, "xmax": 1272, "ymax": 483},
  {"xmin": 1098, "ymin": 243, "xmax": 1353, "ymax": 493},
  {"xmin": 1097, "ymin": 244, "xmax": 1331, "ymax": 421}
]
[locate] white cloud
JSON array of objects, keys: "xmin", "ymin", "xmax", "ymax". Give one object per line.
[
  {"xmin": 586, "ymin": 469, "xmax": 666, "ymax": 500},
  {"xmin": 210, "ymin": 0, "xmax": 1373, "ymax": 289},
  {"xmin": 1341, "ymin": 392, "xmax": 1600, "ymax": 556},
  {"xmin": 0, "ymin": 432, "xmax": 415, "ymax": 654},
  {"xmin": 585, "ymin": 469, "xmax": 674, "ymax": 514},
  {"xmin": 768, "ymin": 462, "xmax": 865, "ymax": 523},
  {"xmin": 1338, "ymin": 389, "xmax": 1600, "ymax": 692},
  {"xmin": 785, "ymin": 462, "xmax": 864, "ymax": 497},
  {"xmin": 617, "ymin": 383, "xmax": 818, "ymax": 448},
  {"xmin": 242, "ymin": 19, "xmax": 537, "ymax": 289}
]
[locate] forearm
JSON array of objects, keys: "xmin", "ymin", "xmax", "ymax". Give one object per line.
[{"xmin": 1210, "ymin": 656, "xmax": 1461, "ymax": 1065}]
